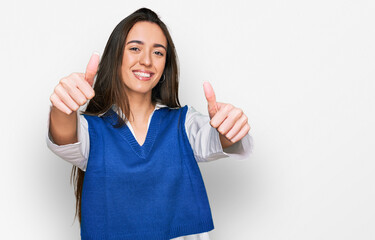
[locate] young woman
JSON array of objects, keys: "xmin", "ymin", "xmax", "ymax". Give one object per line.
[{"xmin": 47, "ymin": 8, "xmax": 252, "ymax": 240}]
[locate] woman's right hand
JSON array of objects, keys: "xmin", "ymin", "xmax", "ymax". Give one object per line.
[{"xmin": 49, "ymin": 52, "xmax": 100, "ymax": 115}]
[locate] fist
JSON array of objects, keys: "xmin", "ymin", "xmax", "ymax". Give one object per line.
[
  {"xmin": 50, "ymin": 53, "xmax": 100, "ymax": 115},
  {"xmin": 203, "ymin": 81, "xmax": 251, "ymax": 144}
]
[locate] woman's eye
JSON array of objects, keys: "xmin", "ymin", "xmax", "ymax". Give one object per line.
[
  {"xmin": 154, "ymin": 51, "xmax": 164, "ymax": 56},
  {"xmin": 130, "ymin": 47, "xmax": 140, "ymax": 52}
]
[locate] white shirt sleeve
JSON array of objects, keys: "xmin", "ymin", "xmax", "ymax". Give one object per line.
[
  {"xmin": 45, "ymin": 105, "xmax": 89, "ymax": 171},
  {"xmin": 184, "ymin": 105, "xmax": 254, "ymax": 162}
]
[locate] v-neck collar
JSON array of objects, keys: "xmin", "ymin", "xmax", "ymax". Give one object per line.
[{"xmin": 102, "ymin": 104, "xmax": 167, "ymax": 159}]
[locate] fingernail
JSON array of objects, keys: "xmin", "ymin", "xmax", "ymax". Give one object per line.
[{"xmin": 93, "ymin": 51, "xmax": 100, "ymax": 56}]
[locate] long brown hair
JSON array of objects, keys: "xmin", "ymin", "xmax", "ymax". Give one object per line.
[{"xmin": 70, "ymin": 8, "xmax": 181, "ymax": 224}]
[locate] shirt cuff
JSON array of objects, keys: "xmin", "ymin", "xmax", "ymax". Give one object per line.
[
  {"xmin": 194, "ymin": 122, "xmax": 230, "ymax": 162},
  {"xmin": 222, "ymin": 133, "xmax": 254, "ymax": 161}
]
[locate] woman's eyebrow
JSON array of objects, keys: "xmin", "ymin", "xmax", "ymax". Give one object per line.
[{"xmin": 126, "ymin": 40, "xmax": 167, "ymax": 51}]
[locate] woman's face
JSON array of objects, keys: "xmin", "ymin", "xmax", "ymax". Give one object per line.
[{"xmin": 121, "ymin": 21, "xmax": 167, "ymax": 97}]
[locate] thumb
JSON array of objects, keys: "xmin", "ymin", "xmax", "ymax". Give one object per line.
[
  {"xmin": 85, "ymin": 52, "xmax": 100, "ymax": 86},
  {"xmin": 203, "ymin": 81, "xmax": 218, "ymax": 119}
]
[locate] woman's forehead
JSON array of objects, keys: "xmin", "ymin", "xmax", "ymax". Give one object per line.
[{"xmin": 126, "ymin": 21, "xmax": 167, "ymax": 47}]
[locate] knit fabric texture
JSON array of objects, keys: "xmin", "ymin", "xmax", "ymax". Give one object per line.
[{"xmin": 81, "ymin": 105, "xmax": 214, "ymax": 240}]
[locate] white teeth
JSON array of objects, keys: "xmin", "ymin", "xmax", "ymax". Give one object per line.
[{"xmin": 134, "ymin": 72, "xmax": 151, "ymax": 77}]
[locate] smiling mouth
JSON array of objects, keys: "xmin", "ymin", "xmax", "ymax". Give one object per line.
[{"xmin": 132, "ymin": 70, "xmax": 154, "ymax": 81}]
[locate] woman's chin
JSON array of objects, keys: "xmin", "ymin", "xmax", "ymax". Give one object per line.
[{"xmin": 125, "ymin": 86, "xmax": 153, "ymax": 95}]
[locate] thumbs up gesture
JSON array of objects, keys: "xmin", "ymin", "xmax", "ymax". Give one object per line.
[
  {"xmin": 203, "ymin": 81, "xmax": 251, "ymax": 148},
  {"xmin": 50, "ymin": 53, "xmax": 99, "ymax": 115}
]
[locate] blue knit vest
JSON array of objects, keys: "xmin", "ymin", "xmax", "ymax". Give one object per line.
[{"xmin": 81, "ymin": 105, "xmax": 214, "ymax": 240}]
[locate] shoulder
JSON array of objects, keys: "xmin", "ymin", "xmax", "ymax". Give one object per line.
[
  {"xmin": 156, "ymin": 103, "xmax": 189, "ymax": 114},
  {"xmin": 81, "ymin": 110, "xmax": 116, "ymax": 129},
  {"xmin": 164, "ymin": 105, "xmax": 208, "ymax": 122},
  {"xmin": 155, "ymin": 105, "xmax": 191, "ymax": 126},
  {"xmin": 81, "ymin": 113, "xmax": 99, "ymax": 122}
]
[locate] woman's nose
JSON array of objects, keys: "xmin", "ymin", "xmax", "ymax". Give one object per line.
[{"xmin": 139, "ymin": 51, "xmax": 152, "ymax": 67}]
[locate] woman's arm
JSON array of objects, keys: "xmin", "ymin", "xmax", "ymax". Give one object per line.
[
  {"xmin": 49, "ymin": 106, "xmax": 78, "ymax": 145},
  {"xmin": 46, "ymin": 106, "xmax": 89, "ymax": 171}
]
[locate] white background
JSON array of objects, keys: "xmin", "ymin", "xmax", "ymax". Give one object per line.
[{"xmin": 1, "ymin": 0, "xmax": 374, "ymax": 239}]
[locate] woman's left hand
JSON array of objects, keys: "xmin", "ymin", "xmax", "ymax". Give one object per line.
[{"xmin": 203, "ymin": 82, "xmax": 251, "ymax": 148}]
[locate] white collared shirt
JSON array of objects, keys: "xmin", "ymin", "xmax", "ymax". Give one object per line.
[{"xmin": 46, "ymin": 103, "xmax": 254, "ymax": 240}]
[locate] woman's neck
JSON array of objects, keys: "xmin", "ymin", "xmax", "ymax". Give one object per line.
[{"xmin": 127, "ymin": 94, "xmax": 156, "ymax": 124}]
